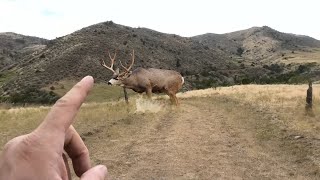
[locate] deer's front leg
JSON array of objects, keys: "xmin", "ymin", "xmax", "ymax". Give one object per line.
[{"xmin": 146, "ymin": 88, "xmax": 152, "ymax": 99}]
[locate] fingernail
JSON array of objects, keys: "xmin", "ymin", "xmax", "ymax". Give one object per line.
[
  {"xmin": 82, "ymin": 76, "xmax": 94, "ymax": 83},
  {"xmin": 98, "ymin": 165, "xmax": 108, "ymax": 176}
]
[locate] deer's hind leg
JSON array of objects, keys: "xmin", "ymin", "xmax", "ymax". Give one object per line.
[
  {"xmin": 172, "ymin": 94, "xmax": 179, "ymax": 106},
  {"xmin": 167, "ymin": 92, "xmax": 179, "ymax": 106}
]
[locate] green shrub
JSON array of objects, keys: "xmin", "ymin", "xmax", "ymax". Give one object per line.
[
  {"xmin": 8, "ymin": 88, "xmax": 59, "ymax": 104},
  {"xmin": 237, "ymin": 47, "xmax": 244, "ymax": 56},
  {"xmin": 192, "ymin": 78, "xmax": 217, "ymax": 89}
]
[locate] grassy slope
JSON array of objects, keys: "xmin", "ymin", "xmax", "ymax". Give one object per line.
[
  {"xmin": 274, "ymin": 48, "xmax": 320, "ymax": 64},
  {"xmin": 1, "ymin": 84, "xmax": 320, "ymax": 179},
  {"xmin": 0, "ymin": 70, "xmax": 16, "ymax": 87},
  {"xmin": 43, "ymin": 80, "xmax": 136, "ymax": 103}
]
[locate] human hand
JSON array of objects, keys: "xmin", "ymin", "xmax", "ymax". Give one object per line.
[{"xmin": 0, "ymin": 76, "xmax": 107, "ymax": 180}]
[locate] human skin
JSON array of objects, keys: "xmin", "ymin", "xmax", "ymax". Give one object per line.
[{"xmin": 0, "ymin": 76, "xmax": 107, "ymax": 180}]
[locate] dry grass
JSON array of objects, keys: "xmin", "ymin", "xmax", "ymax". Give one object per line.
[
  {"xmin": 1, "ymin": 84, "xmax": 320, "ymax": 179},
  {"xmin": 3, "ymin": 83, "xmax": 318, "ymax": 141},
  {"xmin": 43, "ymin": 80, "xmax": 135, "ymax": 103},
  {"xmin": 275, "ymin": 48, "xmax": 320, "ymax": 64},
  {"xmin": 0, "ymin": 95, "xmax": 169, "ymax": 147},
  {"xmin": 178, "ymin": 84, "xmax": 320, "ymax": 137},
  {"xmin": 0, "ymin": 106, "xmax": 49, "ymax": 145},
  {"xmin": 178, "ymin": 84, "xmax": 318, "ymax": 110}
]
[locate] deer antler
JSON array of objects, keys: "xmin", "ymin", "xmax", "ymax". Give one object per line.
[
  {"xmin": 119, "ymin": 49, "xmax": 135, "ymax": 73},
  {"xmin": 100, "ymin": 49, "xmax": 117, "ymax": 73}
]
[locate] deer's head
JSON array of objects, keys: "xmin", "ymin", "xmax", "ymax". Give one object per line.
[{"xmin": 100, "ymin": 49, "xmax": 135, "ymax": 86}]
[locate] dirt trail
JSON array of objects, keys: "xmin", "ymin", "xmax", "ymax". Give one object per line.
[{"xmin": 79, "ymin": 96, "xmax": 320, "ymax": 180}]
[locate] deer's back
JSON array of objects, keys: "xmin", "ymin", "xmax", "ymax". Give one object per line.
[{"xmin": 132, "ymin": 68, "xmax": 182, "ymax": 92}]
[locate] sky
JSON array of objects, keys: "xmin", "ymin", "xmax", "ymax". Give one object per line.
[{"xmin": 0, "ymin": 0, "xmax": 319, "ymax": 40}]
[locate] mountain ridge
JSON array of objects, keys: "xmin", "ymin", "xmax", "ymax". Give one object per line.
[
  {"xmin": 0, "ymin": 32, "xmax": 47, "ymax": 71},
  {"xmin": 1, "ymin": 21, "xmax": 320, "ymax": 103}
]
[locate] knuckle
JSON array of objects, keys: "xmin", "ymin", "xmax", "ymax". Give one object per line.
[
  {"xmin": 2, "ymin": 134, "xmax": 36, "ymax": 156},
  {"xmin": 68, "ymin": 146, "xmax": 90, "ymax": 159},
  {"xmin": 3, "ymin": 139, "xmax": 16, "ymax": 152},
  {"xmin": 81, "ymin": 147, "xmax": 90, "ymax": 158},
  {"xmin": 3, "ymin": 136, "xmax": 24, "ymax": 151},
  {"xmin": 55, "ymin": 96, "xmax": 79, "ymax": 111},
  {"xmin": 55, "ymin": 97, "xmax": 69, "ymax": 107},
  {"xmin": 73, "ymin": 84, "xmax": 83, "ymax": 91},
  {"xmin": 78, "ymin": 146, "xmax": 90, "ymax": 158}
]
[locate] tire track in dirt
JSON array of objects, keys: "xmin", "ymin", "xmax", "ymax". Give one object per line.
[
  {"xmin": 209, "ymin": 96, "xmax": 320, "ymax": 180},
  {"xmin": 106, "ymin": 99, "xmax": 288, "ymax": 179}
]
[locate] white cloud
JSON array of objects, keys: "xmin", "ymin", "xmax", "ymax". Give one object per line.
[{"xmin": 0, "ymin": 0, "xmax": 319, "ymax": 40}]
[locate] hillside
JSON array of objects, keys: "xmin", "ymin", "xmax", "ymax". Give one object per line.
[
  {"xmin": 0, "ymin": 32, "xmax": 47, "ymax": 70},
  {"xmin": 1, "ymin": 22, "xmax": 320, "ymax": 104},
  {"xmin": 192, "ymin": 26, "xmax": 320, "ymax": 62},
  {"xmin": 0, "ymin": 21, "xmax": 245, "ymax": 101}
]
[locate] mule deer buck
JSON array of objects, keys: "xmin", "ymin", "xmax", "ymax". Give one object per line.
[{"xmin": 100, "ymin": 49, "xmax": 184, "ymax": 105}]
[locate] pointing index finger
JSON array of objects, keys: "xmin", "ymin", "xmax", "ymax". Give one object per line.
[{"xmin": 37, "ymin": 76, "xmax": 94, "ymax": 135}]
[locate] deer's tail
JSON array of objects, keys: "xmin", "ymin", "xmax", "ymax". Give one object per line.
[{"xmin": 181, "ymin": 76, "xmax": 185, "ymax": 85}]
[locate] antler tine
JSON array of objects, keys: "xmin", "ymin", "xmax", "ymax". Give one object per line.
[
  {"xmin": 100, "ymin": 59, "xmax": 116, "ymax": 73},
  {"xmin": 119, "ymin": 49, "xmax": 135, "ymax": 73},
  {"xmin": 127, "ymin": 49, "xmax": 135, "ymax": 72},
  {"xmin": 119, "ymin": 60, "xmax": 129, "ymax": 72},
  {"xmin": 107, "ymin": 49, "xmax": 117, "ymax": 70},
  {"xmin": 100, "ymin": 49, "xmax": 116, "ymax": 73}
]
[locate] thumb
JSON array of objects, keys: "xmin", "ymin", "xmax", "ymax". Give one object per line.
[{"xmin": 80, "ymin": 165, "xmax": 107, "ymax": 180}]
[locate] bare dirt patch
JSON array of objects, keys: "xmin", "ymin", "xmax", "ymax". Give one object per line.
[{"xmin": 76, "ymin": 95, "xmax": 320, "ymax": 179}]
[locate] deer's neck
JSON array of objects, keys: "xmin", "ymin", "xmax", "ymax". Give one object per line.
[
  {"xmin": 122, "ymin": 76, "xmax": 137, "ymax": 88},
  {"xmin": 122, "ymin": 76, "xmax": 146, "ymax": 93}
]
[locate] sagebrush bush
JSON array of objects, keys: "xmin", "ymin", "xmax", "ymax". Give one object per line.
[{"xmin": 8, "ymin": 88, "xmax": 59, "ymax": 104}]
